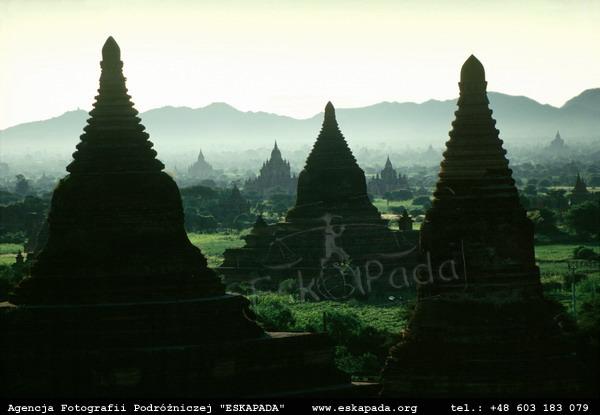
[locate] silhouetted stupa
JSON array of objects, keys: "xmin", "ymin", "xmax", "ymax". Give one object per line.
[
  {"xmin": 244, "ymin": 141, "xmax": 296, "ymax": 196},
  {"xmin": 220, "ymin": 103, "xmax": 415, "ymax": 296},
  {"xmin": 13, "ymin": 37, "xmax": 222, "ymax": 304},
  {"xmin": 382, "ymin": 56, "xmax": 582, "ymax": 397},
  {"xmin": 0, "ymin": 38, "xmax": 362, "ymax": 397}
]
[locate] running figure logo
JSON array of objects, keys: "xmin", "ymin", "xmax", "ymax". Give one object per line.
[{"xmin": 320, "ymin": 213, "xmax": 349, "ymax": 267}]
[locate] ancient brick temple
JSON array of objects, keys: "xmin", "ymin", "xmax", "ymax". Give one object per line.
[
  {"xmin": 0, "ymin": 37, "xmax": 367, "ymax": 397},
  {"xmin": 244, "ymin": 141, "xmax": 297, "ymax": 196},
  {"xmin": 382, "ymin": 56, "xmax": 583, "ymax": 397},
  {"xmin": 220, "ymin": 103, "xmax": 416, "ymax": 297}
]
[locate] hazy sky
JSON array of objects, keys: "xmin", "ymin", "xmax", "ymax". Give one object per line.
[{"xmin": 0, "ymin": 0, "xmax": 598, "ymax": 129}]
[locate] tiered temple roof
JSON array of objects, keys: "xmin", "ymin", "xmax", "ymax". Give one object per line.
[{"xmin": 382, "ymin": 55, "xmax": 583, "ymax": 397}]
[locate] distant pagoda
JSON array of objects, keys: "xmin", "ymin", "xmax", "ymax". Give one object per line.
[
  {"xmin": 570, "ymin": 173, "xmax": 590, "ymax": 205},
  {"xmin": 382, "ymin": 56, "xmax": 583, "ymax": 397},
  {"xmin": 0, "ymin": 38, "xmax": 363, "ymax": 397},
  {"xmin": 368, "ymin": 156, "xmax": 410, "ymax": 197},
  {"xmin": 187, "ymin": 149, "xmax": 215, "ymax": 180},
  {"xmin": 244, "ymin": 141, "xmax": 296, "ymax": 196},
  {"xmin": 548, "ymin": 130, "xmax": 566, "ymax": 150},
  {"xmin": 220, "ymin": 103, "xmax": 416, "ymax": 297}
]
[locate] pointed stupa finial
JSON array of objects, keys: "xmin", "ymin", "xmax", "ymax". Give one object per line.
[
  {"xmin": 460, "ymin": 54, "xmax": 486, "ymax": 84},
  {"xmin": 271, "ymin": 140, "xmax": 282, "ymax": 160},
  {"xmin": 322, "ymin": 101, "xmax": 339, "ymax": 130},
  {"xmin": 102, "ymin": 36, "xmax": 121, "ymax": 63},
  {"xmin": 385, "ymin": 155, "xmax": 393, "ymax": 168},
  {"xmin": 556, "ymin": 130, "xmax": 561, "ymax": 139},
  {"xmin": 325, "ymin": 101, "xmax": 335, "ymax": 118}
]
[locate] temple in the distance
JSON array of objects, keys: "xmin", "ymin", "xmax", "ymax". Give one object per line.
[
  {"xmin": 244, "ymin": 141, "xmax": 297, "ymax": 196},
  {"xmin": 570, "ymin": 173, "xmax": 591, "ymax": 205},
  {"xmin": 187, "ymin": 149, "xmax": 215, "ymax": 180},
  {"xmin": 220, "ymin": 103, "xmax": 417, "ymax": 296},
  {"xmin": 368, "ymin": 156, "xmax": 410, "ymax": 197},
  {"xmin": 548, "ymin": 130, "xmax": 566, "ymax": 150},
  {"xmin": 382, "ymin": 55, "xmax": 583, "ymax": 397},
  {"xmin": 0, "ymin": 37, "xmax": 370, "ymax": 397}
]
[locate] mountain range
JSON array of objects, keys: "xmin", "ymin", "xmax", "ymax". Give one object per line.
[{"xmin": 1, "ymin": 89, "xmax": 598, "ymax": 156}]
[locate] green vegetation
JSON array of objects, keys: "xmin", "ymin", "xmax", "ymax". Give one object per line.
[
  {"xmin": 536, "ymin": 244, "xmax": 597, "ymax": 262},
  {"xmin": 249, "ymin": 292, "xmax": 409, "ymax": 379},
  {"xmin": 372, "ymin": 198, "xmax": 416, "ymax": 214},
  {"xmin": 188, "ymin": 231, "xmax": 248, "ymax": 268},
  {"xmin": 0, "ymin": 243, "xmax": 23, "ymax": 266}
]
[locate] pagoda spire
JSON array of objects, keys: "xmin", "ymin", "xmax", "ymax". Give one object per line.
[
  {"xmin": 270, "ymin": 140, "xmax": 282, "ymax": 161},
  {"xmin": 385, "ymin": 155, "xmax": 392, "ymax": 168},
  {"xmin": 67, "ymin": 36, "xmax": 163, "ymax": 175},
  {"xmin": 428, "ymin": 54, "xmax": 520, "ymax": 215}
]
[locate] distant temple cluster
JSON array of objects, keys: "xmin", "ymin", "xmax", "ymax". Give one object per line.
[
  {"xmin": 0, "ymin": 38, "xmax": 589, "ymax": 398},
  {"xmin": 244, "ymin": 142, "xmax": 297, "ymax": 196}
]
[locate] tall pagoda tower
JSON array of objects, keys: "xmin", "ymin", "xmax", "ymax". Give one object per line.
[
  {"xmin": 382, "ymin": 56, "xmax": 583, "ymax": 397},
  {"xmin": 0, "ymin": 38, "xmax": 363, "ymax": 397},
  {"xmin": 221, "ymin": 103, "xmax": 415, "ymax": 294}
]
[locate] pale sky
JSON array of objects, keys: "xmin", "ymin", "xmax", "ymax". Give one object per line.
[{"xmin": 0, "ymin": 0, "xmax": 598, "ymax": 130}]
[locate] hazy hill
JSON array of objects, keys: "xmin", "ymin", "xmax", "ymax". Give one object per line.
[{"xmin": 1, "ymin": 89, "xmax": 598, "ymax": 156}]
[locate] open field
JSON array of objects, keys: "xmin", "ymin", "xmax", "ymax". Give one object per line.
[
  {"xmin": 536, "ymin": 243, "xmax": 600, "ymax": 278},
  {"xmin": 0, "ymin": 243, "xmax": 23, "ymax": 266},
  {"xmin": 372, "ymin": 198, "xmax": 418, "ymax": 214},
  {"xmin": 188, "ymin": 231, "xmax": 248, "ymax": 268}
]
